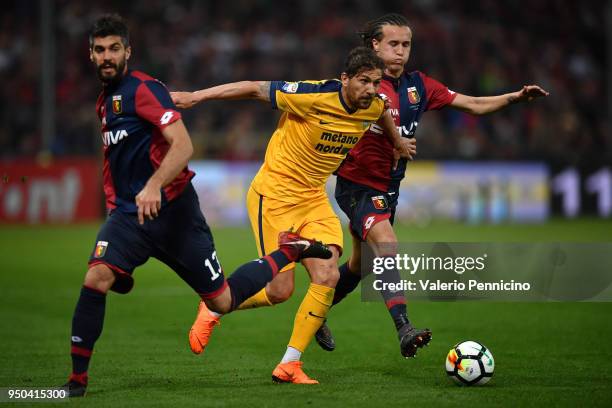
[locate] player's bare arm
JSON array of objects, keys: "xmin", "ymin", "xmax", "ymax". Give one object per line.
[
  {"xmin": 450, "ymin": 84, "xmax": 549, "ymax": 115},
  {"xmin": 171, "ymin": 81, "xmax": 271, "ymax": 108},
  {"xmin": 135, "ymin": 119, "xmax": 193, "ymax": 225}
]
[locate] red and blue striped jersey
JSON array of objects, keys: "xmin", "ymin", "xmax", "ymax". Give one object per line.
[
  {"xmin": 337, "ymin": 71, "xmax": 456, "ymax": 192},
  {"xmin": 95, "ymin": 70, "xmax": 193, "ymax": 213}
]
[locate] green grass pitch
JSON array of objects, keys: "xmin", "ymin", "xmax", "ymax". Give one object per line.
[{"xmin": 1, "ymin": 219, "xmax": 611, "ymax": 407}]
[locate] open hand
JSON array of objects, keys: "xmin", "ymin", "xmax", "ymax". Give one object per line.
[{"xmin": 514, "ymin": 85, "xmax": 549, "ymax": 103}]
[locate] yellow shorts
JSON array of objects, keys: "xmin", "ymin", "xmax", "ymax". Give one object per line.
[{"xmin": 246, "ymin": 185, "xmax": 343, "ymax": 273}]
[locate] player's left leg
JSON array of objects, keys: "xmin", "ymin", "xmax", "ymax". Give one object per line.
[
  {"xmin": 365, "ymin": 220, "xmax": 432, "ymax": 357},
  {"xmin": 316, "ymin": 218, "xmax": 431, "ymax": 357},
  {"xmin": 272, "ymin": 203, "xmax": 342, "ymax": 384},
  {"xmin": 272, "ymin": 245, "xmax": 340, "ymax": 385}
]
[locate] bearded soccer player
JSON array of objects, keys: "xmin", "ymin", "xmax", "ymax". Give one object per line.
[
  {"xmin": 62, "ymin": 14, "xmax": 331, "ymax": 397},
  {"xmin": 314, "ymin": 13, "xmax": 549, "ymax": 358},
  {"xmin": 172, "ymin": 47, "xmax": 416, "ymax": 383}
]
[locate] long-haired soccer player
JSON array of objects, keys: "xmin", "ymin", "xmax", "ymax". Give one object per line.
[{"xmin": 315, "ymin": 13, "xmax": 549, "ymax": 358}]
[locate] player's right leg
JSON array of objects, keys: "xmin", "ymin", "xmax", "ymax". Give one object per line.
[
  {"xmin": 182, "ymin": 229, "xmax": 331, "ymax": 354},
  {"xmin": 63, "ymin": 264, "xmax": 114, "ymax": 397},
  {"xmin": 64, "ymin": 212, "xmax": 152, "ymax": 397},
  {"xmin": 170, "ymin": 185, "xmax": 331, "ymax": 354},
  {"xmin": 239, "ymin": 186, "xmax": 299, "ymax": 308}
]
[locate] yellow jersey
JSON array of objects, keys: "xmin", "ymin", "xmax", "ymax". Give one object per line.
[{"xmin": 251, "ymin": 80, "xmax": 385, "ymax": 203}]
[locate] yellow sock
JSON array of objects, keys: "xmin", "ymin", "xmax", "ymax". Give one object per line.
[
  {"xmin": 288, "ymin": 283, "xmax": 335, "ymax": 352},
  {"xmin": 237, "ymin": 288, "xmax": 273, "ymax": 310}
]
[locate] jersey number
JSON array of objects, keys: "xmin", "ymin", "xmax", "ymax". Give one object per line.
[{"xmin": 205, "ymin": 251, "xmax": 222, "ymax": 281}]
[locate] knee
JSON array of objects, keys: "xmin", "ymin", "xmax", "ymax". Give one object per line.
[
  {"xmin": 267, "ymin": 280, "xmax": 294, "ymax": 304},
  {"xmin": 311, "ymin": 266, "xmax": 340, "ymax": 287},
  {"xmin": 83, "ymin": 265, "xmax": 115, "ymax": 293}
]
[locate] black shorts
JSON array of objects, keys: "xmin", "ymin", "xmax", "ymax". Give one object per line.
[
  {"xmin": 334, "ymin": 176, "xmax": 398, "ymax": 241},
  {"xmin": 88, "ymin": 184, "xmax": 226, "ymax": 297}
]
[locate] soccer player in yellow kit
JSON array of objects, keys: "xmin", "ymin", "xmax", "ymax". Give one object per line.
[{"xmin": 171, "ymin": 47, "xmax": 416, "ymax": 383}]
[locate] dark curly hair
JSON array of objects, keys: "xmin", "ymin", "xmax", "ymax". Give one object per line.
[
  {"xmin": 343, "ymin": 46, "xmax": 385, "ymax": 77},
  {"xmin": 89, "ymin": 14, "xmax": 129, "ymax": 48}
]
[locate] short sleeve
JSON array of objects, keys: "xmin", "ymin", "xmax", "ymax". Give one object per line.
[
  {"xmin": 269, "ymin": 81, "xmax": 319, "ymax": 118},
  {"xmin": 418, "ymin": 71, "xmax": 457, "ymax": 111},
  {"xmin": 135, "ymin": 80, "xmax": 182, "ymax": 129}
]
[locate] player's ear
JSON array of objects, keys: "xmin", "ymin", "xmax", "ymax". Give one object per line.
[
  {"xmin": 340, "ymin": 72, "xmax": 350, "ymax": 87},
  {"xmin": 371, "ymin": 38, "xmax": 380, "ymax": 52},
  {"xmin": 89, "ymin": 49, "xmax": 94, "ymax": 62},
  {"xmin": 125, "ymin": 46, "xmax": 131, "ymax": 60}
]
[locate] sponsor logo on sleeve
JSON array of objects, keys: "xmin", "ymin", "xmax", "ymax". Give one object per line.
[{"xmin": 282, "ymin": 82, "xmax": 299, "ymax": 93}]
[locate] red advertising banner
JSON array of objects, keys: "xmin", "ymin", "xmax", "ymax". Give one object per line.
[{"xmin": 0, "ymin": 159, "xmax": 101, "ymax": 223}]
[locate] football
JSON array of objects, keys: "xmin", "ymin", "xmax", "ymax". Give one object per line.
[{"xmin": 445, "ymin": 340, "xmax": 495, "ymax": 386}]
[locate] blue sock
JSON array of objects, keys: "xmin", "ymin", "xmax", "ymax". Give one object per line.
[
  {"xmin": 70, "ymin": 286, "xmax": 106, "ymax": 378},
  {"xmin": 378, "ymin": 256, "xmax": 409, "ymax": 330},
  {"xmin": 227, "ymin": 250, "xmax": 289, "ymax": 310},
  {"xmin": 332, "ymin": 262, "xmax": 361, "ymax": 305}
]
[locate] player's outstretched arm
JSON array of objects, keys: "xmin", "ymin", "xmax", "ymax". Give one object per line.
[
  {"xmin": 450, "ymin": 85, "xmax": 549, "ymax": 115},
  {"xmin": 171, "ymin": 81, "xmax": 271, "ymax": 108},
  {"xmin": 135, "ymin": 119, "xmax": 193, "ymax": 225}
]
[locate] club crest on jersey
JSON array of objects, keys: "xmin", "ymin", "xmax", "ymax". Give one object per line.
[
  {"xmin": 112, "ymin": 95, "xmax": 122, "ymax": 114},
  {"xmin": 407, "ymin": 87, "xmax": 420, "ymax": 104},
  {"xmin": 94, "ymin": 241, "xmax": 108, "ymax": 258},
  {"xmin": 371, "ymin": 195, "xmax": 388, "ymax": 210}
]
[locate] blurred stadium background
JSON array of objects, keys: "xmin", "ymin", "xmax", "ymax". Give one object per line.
[
  {"xmin": 1, "ymin": 2, "xmax": 612, "ymax": 405},
  {"xmin": 0, "ymin": 0, "xmax": 610, "ymax": 225}
]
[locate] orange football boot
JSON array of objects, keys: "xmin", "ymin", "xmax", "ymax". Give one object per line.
[
  {"xmin": 272, "ymin": 361, "xmax": 319, "ymax": 384},
  {"xmin": 189, "ymin": 300, "xmax": 220, "ymax": 354}
]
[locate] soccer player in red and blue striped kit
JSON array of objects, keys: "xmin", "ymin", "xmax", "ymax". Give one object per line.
[
  {"xmin": 314, "ymin": 13, "xmax": 549, "ymax": 357},
  {"xmin": 62, "ymin": 14, "xmax": 330, "ymax": 397}
]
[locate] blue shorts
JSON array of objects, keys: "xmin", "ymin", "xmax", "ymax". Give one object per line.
[
  {"xmin": 88, "ymin": 184, "xmax": 226, "ymax": 297},
  {"xmin": 334, "ymin": 176, "xmax": 398, "ymax": 241}
]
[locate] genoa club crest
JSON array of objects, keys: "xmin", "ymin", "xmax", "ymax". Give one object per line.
[
  {"xmin": 112, "ymin": 95, "xmax": 122, "ymax": 114},
  {"xmin": 94, "ymin": 241, "xmax": 108, "ymax": 258},
  {"xmin": 407, "ymin": 86, "xmax": 420, "ymax": 104},
  {"xmin": 371, "ymin": 195, "xmax": 388, "ymax": 210}
]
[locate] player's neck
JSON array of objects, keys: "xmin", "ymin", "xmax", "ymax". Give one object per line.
[
  {"xmin": 384, "ymin": 67, "xmax": 403, "ymax": 79},
  {"xmin": 340, "ymin": 87, "xmax": 356, "ymax": 112}
]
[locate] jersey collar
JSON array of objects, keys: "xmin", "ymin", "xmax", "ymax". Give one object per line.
[{"xmin": 383, "ymin": 73, "xmax": 402, "ymax": 90}]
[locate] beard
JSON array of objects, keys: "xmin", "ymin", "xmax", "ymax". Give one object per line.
[
  {"xmin": 356, "ymin": 96, "xmax": 374, "ymax": 109},
  {"xmin": 96, "ymin": 58, "xmax": 126, "ymax": 85}
]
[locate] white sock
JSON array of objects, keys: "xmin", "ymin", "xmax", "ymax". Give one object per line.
[
  {"xmin": 280, "ymin": 346, "xmax": 302, "ymax": 363},
  {"xmin": 209, "ymin": 310, "xmax": 222, "ymax": 318}
]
